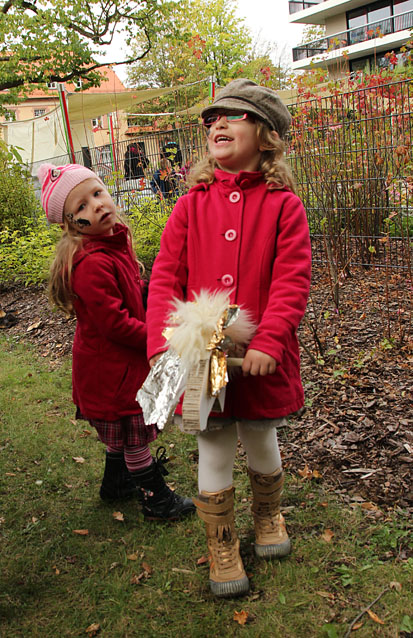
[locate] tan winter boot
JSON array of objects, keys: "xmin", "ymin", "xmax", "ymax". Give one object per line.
[
  {"xmin": 193, "ymin": 486, "xmax": 250, "ymax": 598},
  {"xmin": 248, "ymin": 467, "xmax": 291, "ymax": 559}
]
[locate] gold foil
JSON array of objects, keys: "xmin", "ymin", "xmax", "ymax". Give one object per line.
[{"xmin": 209, "ymin": 349, "xmax": 228, "ymax": 397}]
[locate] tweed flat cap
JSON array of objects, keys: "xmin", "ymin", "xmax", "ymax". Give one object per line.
[{"xmin": 201, "ymin": 78, "xmax": 291, "ymax": 139}]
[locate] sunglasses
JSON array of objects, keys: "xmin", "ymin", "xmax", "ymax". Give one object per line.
[{"xmin": 202, "ymin": 112, "xmax": 249, "ymax": 127}]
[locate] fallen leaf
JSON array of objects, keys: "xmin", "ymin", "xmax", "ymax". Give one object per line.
[
  {"xmin": 52, "ymin": 565, "xmax": 60, "ymax": 575},
  {"xmin": 73, "ymin": 529, "xmax": 89, "ymax": 535},
  {"xmin": 142, "ymin": 561, "xmax": 153, "ymax": 574},
  {"xmin": 233, "ymin": 610, "xmax": 249, "ymax": 625},
  {"xmin": 321, "ymin": 528, "xmax": 334, "ymax": 542},
  {"xmin": 389, "ymin": 581, "xmax": 402, "ymax": 591},
  {"xmin": 27, "ymin": 320, "xmax": 42, "ymax": 332},
  {"xmin": 127, "ymin": 553, "xmax": 138, "ymax": 561},
  {"xmin": 112, "ymin": 511, "xmax": 124, "ymax": 522},
  {"xmin": 366, "ymin": 609, "xmax": 385, "ymax": 625},
  {"xmin": 197, "ymin": 555, "xmax": 209, "ymax": 565},
  {"xmin": 72, "ymin": 456, "xmax": 85, "ymax": 464},
  {"xmin": 109, "ymin": 562, "xmax": 120, "ymax": 570},
  {"xmin": 316, "ymin": 591, "xmax": 335, "ymax": 600},
  {"xmin": 85, "ymin": 623, "xmax": 100, "ymax": 636},
  {"xmin": 298, "ymin": 464, "xmax": 312, "ymax": 479},
  {"xmin": 352, "ymin": 621, "xmax": 364, "ymax": 630},
  {"xmin": 361, "ymin": 502, "xmax": 380, "ymax": 511}
]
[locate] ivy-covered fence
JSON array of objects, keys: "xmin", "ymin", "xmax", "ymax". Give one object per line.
[{"xmin": 288, "ymin": 77, "xmax": 412, "ymax": 271}]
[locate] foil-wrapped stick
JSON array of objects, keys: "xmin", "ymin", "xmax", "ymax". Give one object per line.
[{"xmin": 137, "ymin": 349, "xmax": 188, "ymax": 430}]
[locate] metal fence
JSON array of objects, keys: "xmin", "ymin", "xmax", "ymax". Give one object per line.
[{"xmin": 30, "ymin": 78, "xmax": 412, "ymax": 270}]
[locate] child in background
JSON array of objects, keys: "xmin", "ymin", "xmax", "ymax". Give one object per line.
[
  {"xmin": 39, "ymin": 163, "xmax": 194, "ymax": 521},
  {"xmin": 146, "ymin": 79, "xmax": 311, "ymax": 596}
]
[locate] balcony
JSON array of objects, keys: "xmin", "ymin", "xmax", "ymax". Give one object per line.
[
  {"xmin": 292, "ymin": 10, "xmax": 413, "ymax": 61},
  {"xmin": 289, "ymin": 0, "xmax": 324, "ymax": 14}
]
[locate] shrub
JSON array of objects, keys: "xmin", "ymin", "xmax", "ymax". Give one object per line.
[
  {"xmin": 0, "ymin": 141, "xmax": 43, "ymax": 232},
  {"xmin": 127, "ymin": 196, "xmax": 174, "ymax": 272},
  {"xmin": 0, "ymin": 219, "xmax": 60, "ymax": 287}
]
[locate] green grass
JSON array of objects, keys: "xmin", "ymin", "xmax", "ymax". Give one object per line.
[{"xmin": 0, "ymin": 336, "xmax": 412, "ymax": 638}]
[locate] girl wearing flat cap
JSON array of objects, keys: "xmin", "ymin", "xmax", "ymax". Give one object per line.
[{"xmin": 147, "ymin": 79, "xmax": 311, "ymax": 598}]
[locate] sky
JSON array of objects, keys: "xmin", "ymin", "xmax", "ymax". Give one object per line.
[
  {"xmin": 109, "ymin": 0, "xmax": 305, "ymax": 85},
  {"xmin": 235, "ymin": 0, "xmax": 305, "ymax": 60}
]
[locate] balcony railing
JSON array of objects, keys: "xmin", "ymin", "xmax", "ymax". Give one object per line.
[
  {"xmin": 292, "ymin": 10, "xmax": 413, "ymax": 61},
  {"xmin": 289, "ymin": 0, "xmax": 324, "ymax": 14}
]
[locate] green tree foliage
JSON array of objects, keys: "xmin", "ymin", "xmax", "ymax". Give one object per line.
[
  {"xmin": 126, "ymin": 0, "xmax": 291, "ymax": 120},
  {"xmin": 0, "ymin": 0, "xmax": 166, "ymax": 110},
  {"xmin": 299, "ymin": 24, "xmax": 327, "ymax": 45}
]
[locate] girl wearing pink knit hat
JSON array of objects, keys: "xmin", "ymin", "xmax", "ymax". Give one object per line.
[{"xmin": 39, "ymin": 163, "xmax": 194, "ymax": 521}]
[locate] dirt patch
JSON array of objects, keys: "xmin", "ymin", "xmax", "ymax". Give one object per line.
[{"xmin": 1, "ymin": 267, "xmax": 412, "ymax": 513}]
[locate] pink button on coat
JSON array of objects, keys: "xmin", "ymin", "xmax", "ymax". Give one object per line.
[{"xmin": 147, "ymin": 170, "xmax": 312, "ymax": 419}]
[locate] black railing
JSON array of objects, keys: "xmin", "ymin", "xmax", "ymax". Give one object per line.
[
  {"xmin": 293, "ymin": 10, "xmax": 413, "ymax": 61},
  {"xmin": 289, "ymin": 0, "xmax": 324, "ymax": 14}
]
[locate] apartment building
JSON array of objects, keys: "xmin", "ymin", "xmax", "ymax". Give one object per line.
[{"xmin": 289, "ymin": 0, "xmax": 413, "ymax": 75}]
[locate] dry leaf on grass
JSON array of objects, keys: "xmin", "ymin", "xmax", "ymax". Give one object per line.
[
  {"xmin": 196, "ymin": 555, "xmax": 209, "ymax": 565},
  {"xmin": 366, "ymin": 609, "xmax": 385, "ymax": 624},
  {"xmin": 298, "ymin": 465, "xmax": 322, "ymax": 480},
  {"xmin": 389, "ymin": 581, "xmax": 402, "ymax": 591},
  {"xmin": 85, "ymin": 622, "xmax": 100, "ymax": 636},
  {"xmin": 352, "ymin": 621, "xmax": 364, "ymax": 630},
  {"xmin": 127, "ymin": 553, "xmax": 138, "ymax": 561},
  {"xmin": 72, "ymin": 456, "xmax": 85, "ymax": 464},
  {"xmin": 316, "ymin": 591, "xmax": 335, "ymax": 600},
  {"xmin": 73, "ymin": 529, "xmax": 89, "ymax": 535},
  {"xmin": 321, "ymin": 528, "xmax": 335, "ymax": 542},
  {"xmin": 233, "ymin": 610, "xmax": 249, "ymax": 626},
  {"xmin": 130, "ymin": 563, "xmax": 153, "ymax": 584},
  {"xmin": 112, "ymin": 511, "xmax": 124, "ymax": 522}
]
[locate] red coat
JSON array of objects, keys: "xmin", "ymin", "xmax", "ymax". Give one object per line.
[
  {"xmin": 71, "ymin": 224, "xmax": 148, "ymax": 420},
  {"xmin": 147, "ymin": 169, "xmax": 312, "ymax": 419}
]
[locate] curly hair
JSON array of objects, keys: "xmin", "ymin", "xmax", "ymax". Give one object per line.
[
  {"xmin": 48, "ymin": 212, "xmax": 140, "ymax": 316},
  {"xmin": 187, "ymin": 120, "xmax": 296, "ymax": 193}
]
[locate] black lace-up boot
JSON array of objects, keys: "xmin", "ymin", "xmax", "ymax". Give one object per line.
[
  {"xmin": 99, "ymin": 451, "xmax": 137, "ymax": 501},
  {"xmin": 131, "ymin": 447, "xmax": 195, "ymax": 521}
]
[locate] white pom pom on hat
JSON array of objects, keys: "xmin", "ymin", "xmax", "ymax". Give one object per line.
[{"xmin": 38, "ymin": 163, "xmax": 103, "ymax": 224}]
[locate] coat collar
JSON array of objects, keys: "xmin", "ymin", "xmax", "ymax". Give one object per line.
[
  {"xmin": 214, "ymin": 168, "xmax": 264, "ymax": 189},
  {"xmin": 74, "ymin": 223, "xmax": 129, "ymax": 264}
]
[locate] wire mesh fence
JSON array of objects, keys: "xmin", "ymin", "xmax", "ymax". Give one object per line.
[{"xmin": 28, "ymin": 78, "xmax": 412, "ymax": 270}]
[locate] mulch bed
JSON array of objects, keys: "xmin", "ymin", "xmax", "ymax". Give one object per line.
[{"xmin": 1, "ymin": 266, "xmax": 412, "ymax": 515}]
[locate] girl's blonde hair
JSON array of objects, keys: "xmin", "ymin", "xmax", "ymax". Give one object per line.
[
  {"xmin": 187, "ymin": 120, "xmax": 296, "ymax": 193},
  {"xmin": 48, "ymin": 211, "xmax": 141, "ymax": 316}
]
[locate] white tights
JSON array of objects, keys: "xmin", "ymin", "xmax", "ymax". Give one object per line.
[{"xmin": 197, "ymin": 423, "xmax": 282, "ymax": 493}]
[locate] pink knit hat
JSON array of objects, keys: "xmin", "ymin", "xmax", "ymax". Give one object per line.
[{"xmin": 38, "ymin": 163, "xmax": 103, "ymax": 224}]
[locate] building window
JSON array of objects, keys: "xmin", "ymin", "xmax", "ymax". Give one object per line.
[
  {"xmin": 34, "ymin": 109, "xmax": 46, "ymax": 118},
  {"xmin": 75, "ymin": 79, "xmax": 83, "ymax": 89},
  {"xmin": 348, "ymin": 1, "xmax": 413, "ymax": 35},
  {"xmin": 47, "ymin": 82, "xmax": 58, "ymax": 89},
  {"xmin": 4, "ymin": 110, "xmax": 15, "ymax": 122},
  {"xmin": 92, "ymin": 116, "xmax": 103, "ymax": 129},
  {"xmin": 349, "ymin": 47, "xmax": 406, "ymax": 73}
]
